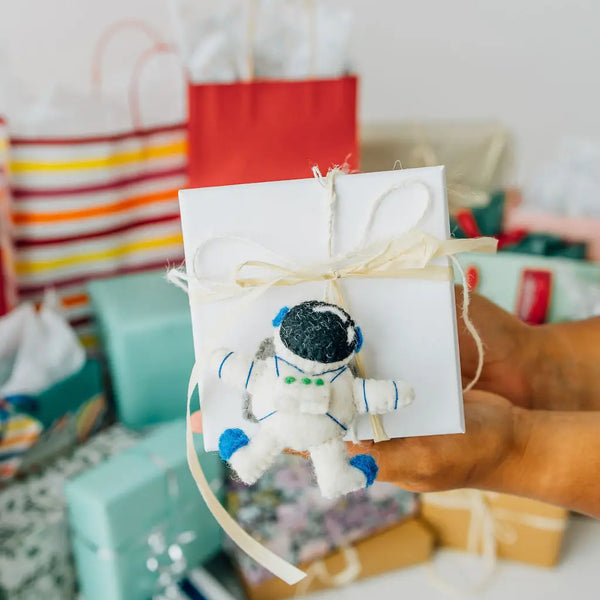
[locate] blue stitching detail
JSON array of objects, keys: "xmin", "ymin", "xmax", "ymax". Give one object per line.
[
  {"xmin": 317, "ymin": 365, "xmax": 344, "ymax": 376},
  {"xmin": 258, "ymin": 410, "xmax": 277, "ymax": 421},
  {"xmin": 325, "ymin": 412, "xmax": 347, "ymax": 431},
  {"xmin": 393, "ymin": 381, "xmax": 398, "ymax": 410},
  {"xmin": 362, "ymin": 379, "xmax": 369, "ymax": 412},
  {"xmin": 329, "ymin": 366, "xmax": 348, "ymax": 383},
  {"xmin": 245, "ymin": 361, "xmax": 254, "ymax": 389},
  {"xmin": 218, "ymin": 352, "xmax": 234, "ymax": 379},
  {"xmin": 274, "ymin": 355, "xmax": 305, "ymax": 373}
]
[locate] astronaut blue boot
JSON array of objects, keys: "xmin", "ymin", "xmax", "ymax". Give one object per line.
[
  {"xmin": 218, "ymin": 428, "xmax": 283, "ymax": 485},
  {"xmin": 218, "ymin": 428, "xmax": 249, "ymax": 461},
  {"xmin": 309, "ymin": 439, "xmax": 376, "ymax": 498},
  {"xmin": 349, "ymin": 454, "xmax": 379, "ymax": 487}
]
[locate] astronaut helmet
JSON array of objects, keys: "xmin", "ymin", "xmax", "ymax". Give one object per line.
[{"xmin": 272, "ymin": 300, "xmax": 363, "ymax": 372}]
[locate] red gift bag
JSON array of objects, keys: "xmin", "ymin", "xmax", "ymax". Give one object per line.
[{"xmin": 188, "ymin": 75, "xmax": 358, "ymax": 187}]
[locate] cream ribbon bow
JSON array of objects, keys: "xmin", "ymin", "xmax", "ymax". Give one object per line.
[
  {"xmin": 168, "ymin": 168, "xmax": 498, "ymax": 585},
  {"xmin": 294, "ymin": 546, "xmax": 362, "ymax": 597},
  {"xmin": 425, "ymin": 490, "xmax": 567, "ymax": 595}
]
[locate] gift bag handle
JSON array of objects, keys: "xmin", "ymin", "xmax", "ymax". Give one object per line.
[
  {"xmin": 127, "ymin": 43, "xmax": 184, "ymax": 131},
  {"xmin": 90, "ymin": 19, "xmax": 184, "ymax": 131},
  {"xmin": 245, "ymin": 0, "xmax": 317, "ymax": 81},
  {"xmin": 91, "ymin": 19, "xmax": 166, "ymax": 91}
]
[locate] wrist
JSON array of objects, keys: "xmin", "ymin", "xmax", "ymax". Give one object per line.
[
  {"xmin": 500, "ymin": 320, "xmax": 544, "ymax": 409},
  {"xmin": 474, "ymin": 405, "xmax": 535, "ymax": 493},
  {"xmin": 527, "ymin": 323, "xmax": 581, "ymax": 410}
]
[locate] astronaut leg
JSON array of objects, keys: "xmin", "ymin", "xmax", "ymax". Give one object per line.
[
  {"xmin": 309, "ymin": 438, "xmax": 379, "ymax": 499},
  {"xmin": 219, "ymin": 427, "xmax": 283, "ymax": 486}
]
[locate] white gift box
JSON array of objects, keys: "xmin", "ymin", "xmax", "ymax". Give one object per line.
[{"xmin": 178, "ymin": 167, "xmax": 464, "ymax": 451}]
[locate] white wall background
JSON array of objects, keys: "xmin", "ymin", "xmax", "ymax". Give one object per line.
[{"xmin": 1, "ymin": 0, "xmax": 599, "ymax": 182}]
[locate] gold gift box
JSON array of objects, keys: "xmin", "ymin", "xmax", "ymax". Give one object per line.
[
  {"xmin": 421, "ymin": 490, "xmax": 568, "ymax": 567},
  {"xmin": 243, "ymin": 517, "xmax": 434, "ymax": 600},
  {"xmin": 360, "ymin": 121, "xmax": 512, "ymax": 211}
]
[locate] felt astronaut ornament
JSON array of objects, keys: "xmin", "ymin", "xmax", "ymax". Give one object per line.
[{"xmin": 212, "ymin": 300, "xmax": 415, "ymax": 498}]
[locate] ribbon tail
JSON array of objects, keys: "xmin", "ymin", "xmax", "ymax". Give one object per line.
[
  {"xmin": 329, "ymin": 279, "xmax": 389, "ymax": 442},
  {"xmin": 438, "ymin": 235, "xmax": 498, "ymax": 258},
  {"xmin": 185, "ymin": 362, "xmax": 306, "ymax": 586}
]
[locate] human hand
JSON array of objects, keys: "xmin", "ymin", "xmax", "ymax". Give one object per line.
[
  {"xmin": 355, "ymin": 390, "xmax": 522, "ymax": 492},
  {"xmin": 455, "ymin": 286, "xmax": 539, "ymax": 408}
]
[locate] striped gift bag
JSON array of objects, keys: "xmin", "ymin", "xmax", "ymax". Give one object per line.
[
  {"xmin": 0, "ymin": 116, "xmax": 18, "ymax": 316},
  {"xmin": 7, "ymin": 23, "xmax": 187, "ymax": 348}
]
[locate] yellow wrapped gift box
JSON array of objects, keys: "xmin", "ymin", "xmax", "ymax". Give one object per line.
[
  {"xmin": 243, "ymin": 517, "xmax": 434, "ymax": 600},
  {"xmin": 421, "ymin": 490, "xmax": 568, "ymax": 567}
]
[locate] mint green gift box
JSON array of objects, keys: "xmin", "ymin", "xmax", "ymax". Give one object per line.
[
  {"xmin": 87, "ymin": 271, "xmax": 194, "ymax": 428},
  {"xmin": 456, "ymin": 252, "xmax": 600, "ymax": 322},
  {"xmin": 65, "ymin": 420, "xmax": 223, "ymax": 600}
]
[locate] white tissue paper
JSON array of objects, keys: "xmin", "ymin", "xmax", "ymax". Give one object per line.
[
  {"xmin": 0, "ymin": 291, "xmax": 85, "ymax": 397},
  {"xmin": 0, "ymin": 42, "xmax": 185, "ymax": 136},
  {"xmin": 523, "ymin": 139, "xmax": 600, "ymax": 218},
  {"xmin": 171, "ymin": 0, "xmax": 353, "ymax": 83}
]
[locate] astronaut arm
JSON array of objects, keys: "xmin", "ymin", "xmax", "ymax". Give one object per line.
[
  {"xmin": 210, "ymin": 348, "xmax": 255, "ymax": 391},
  {"xmin": 352, "ymin": 378, "xmax": 415, "ymax": 415}
]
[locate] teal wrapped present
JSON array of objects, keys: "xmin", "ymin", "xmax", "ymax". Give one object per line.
[
  {"xmin": 87, "ymin": 271, "xmax": 195, "ymax": 428},
  {"xmin": 457, "ymin": 252, "xmax": 600, "ymax": 324},
  {"xmin": 65, "ymin": 420, "xmax": 223, "ymax": 600}
]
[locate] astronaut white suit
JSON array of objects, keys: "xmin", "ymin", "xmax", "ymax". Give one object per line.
[{"xmin": 212, "ymin": 301, "xmax": 415, "ymax": 498}]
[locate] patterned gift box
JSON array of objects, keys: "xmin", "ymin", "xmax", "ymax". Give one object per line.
[
  {"xmin": 65, "ymin": 420, "xmax": 224, "ymax": 600},
  {"xmin": 226, "ymin": 453, "xmax": 418, "ymax": 587},
  {"xmin": 0, "ymin": 424, "xmax": 139, "ymax": 600},
  {"xmin": 245, "ymin": 518, "xmax": 433, "ymax": 600}
]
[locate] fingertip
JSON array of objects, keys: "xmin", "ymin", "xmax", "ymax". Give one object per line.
[{"xmin": 190, "ymin": 411, "xmax": 203, "ymax": 433}]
